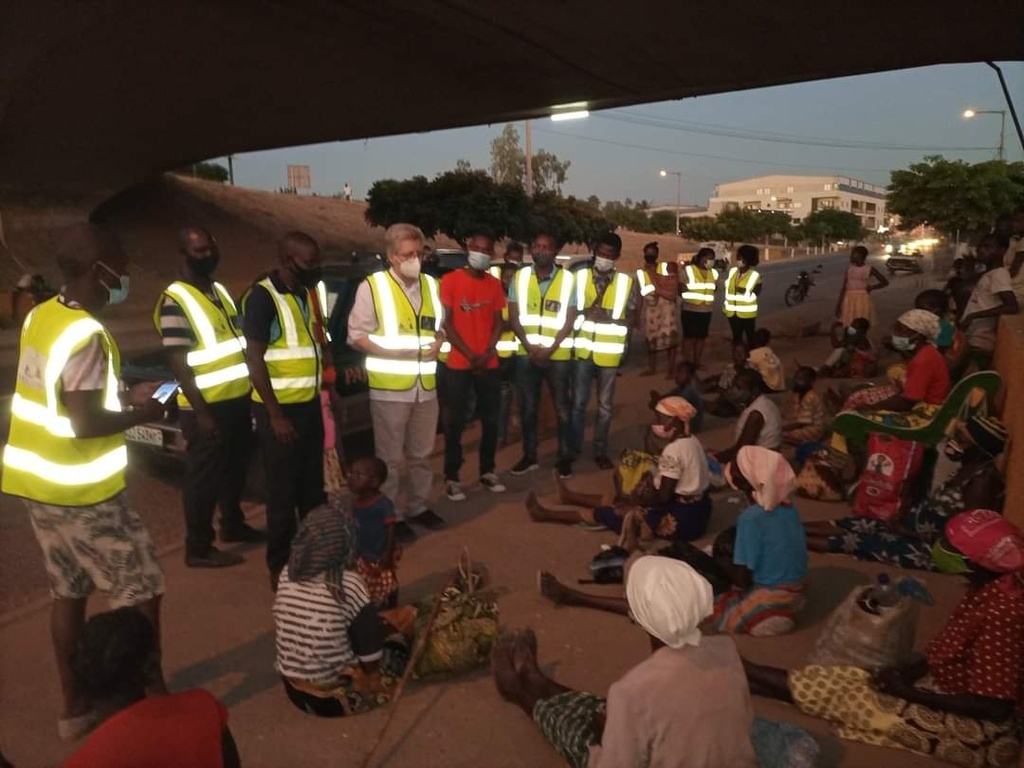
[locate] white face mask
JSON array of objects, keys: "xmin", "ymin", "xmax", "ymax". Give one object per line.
[
  {"xmin": 397, "ymin": 258, "xmax": 421, "ymax": 279},
  {"xmin": 594, "ymin": 256, "xmax": 615, "ymax": 273},
  {"xmin": 467, "ymin": 251, "xmax": 491, "ymax": 271}
]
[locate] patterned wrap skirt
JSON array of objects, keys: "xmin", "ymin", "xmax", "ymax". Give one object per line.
[{"xmin": 711, "ymin": 582, "xmax": 807, "ymax": 637}]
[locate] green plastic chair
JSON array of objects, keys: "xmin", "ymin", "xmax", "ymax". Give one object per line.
[{"xmin": 832, "ymin": 370, "xmax": 1001, "ymax": 451}]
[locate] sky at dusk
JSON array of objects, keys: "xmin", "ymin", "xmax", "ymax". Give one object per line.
[{"xmin": 218, "ymin": 62, "xmax": 1023, "ymax": 209}]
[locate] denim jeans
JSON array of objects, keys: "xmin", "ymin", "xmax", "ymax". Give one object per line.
[
  {"xmin": 571, "ymin": 358, "xmax": 618, "ymax": 457},
  {"xmin": 515, "ymin": 356, "xmax": 573, "ymax": 461},
  {"xmin": 443, "ymin": 367, "xmax": 501, "ymax": 481}
]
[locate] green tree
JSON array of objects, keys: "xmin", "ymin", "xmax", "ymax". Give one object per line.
[
  {"xmin": 526, "ymin": 192, "xmax": 615, "ymax": 246},
  {"xmin": 586, "ymin": 195, "xmax": 601, "ymax": 209},
  {"xmin": 648, "ymin": 210, "xmax": 678, "ymax": 234},
  {"xmin": 714, "ymin": 209, "xmax": 766, "ymax": 245},
  {"xmin": 888, "ymin": 156, "xmax": 1024, "ymax": 238},
  {"xmin": 531, "ymin": 149, "xmax": 571, "ymax": 194},
  {"xmin": 680, "ymin": 216, "xmax": 723, "ymax": 242},
  {"xmin": 189, "ymin": 162, "xmax": 229, "ymax": 182},
  {"xmin": 488, "ymin": 124, "xmax": 571, "ymax": 193},
  {"xmin": 799, "ymin": 209, "xmax": 865, "ymax": 246},
  {"xmin": 454, "ymin": 158, "xmax": 473, "ymax": 173},
  {"xmin": 602, "ymin": 199, "xmax": 651, "ymax": 231}
]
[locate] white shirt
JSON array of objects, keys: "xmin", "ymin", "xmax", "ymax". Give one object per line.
[
  {"xmin": 736, "ymin": 394, "xmax": 782, "ymax": 450},
  {"xmin": 347, "ymin": 268, "xmax": 437, "ymax": 403},
  {"xmin": 1003, "ymin": 235, "xmax": 1024, "ymax": 299},
  {"xmin": 964, "ymin": 266, "xmax": 1014, "ymax": 351},
  {"xmin": 655, "ymin": 435, "xmax": 711, "ymax": 497}
]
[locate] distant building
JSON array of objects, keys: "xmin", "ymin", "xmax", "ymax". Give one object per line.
[
  {"xmin": 648, "ymin": 204, "xmax": 708, "ymax": 219},
  {"xmin": 707, "ymin": 174, "xmax": 888, "ymax": 231}
]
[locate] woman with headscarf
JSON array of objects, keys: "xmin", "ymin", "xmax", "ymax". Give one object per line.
[
  {"xmin": 526, "ymin": 396, "xmax": 713, "ymax": 543},
  {"xmin": 272, "ymin": 502, "xmax": 414, "ymax": 717},
  {"xmin": 494, "ymin": 557, "xmax": 757, "ymax": 768},
  {"xmin": 744, "ymin": 510, "xmax": 1024, "ymax": 768},
  {"xmin": 806, "ymin": 415, "xmax": 1007, "ymax": 570}
]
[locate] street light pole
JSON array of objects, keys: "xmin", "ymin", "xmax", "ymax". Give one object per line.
[
  {"xmin": 524, "ymin": 120, "xmax": 533, "ymax": 197},
  {"xmin": 963, "ymin": 108, "xmax": 1007, "ymax": 161},
  {"xmin": 660, "ymin": 169, "xmax": 682, "ymax": 235}
]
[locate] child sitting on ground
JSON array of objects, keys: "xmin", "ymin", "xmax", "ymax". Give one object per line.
[
  {"xmin": 704, "ymin": 342, "xmax": 749, "ymax": 417},
  {"xmin": 782, "ymin": 366, "xmax": 829, "ymax": 446},
  {"xmin": 747, "ymin": 328, "xmax": 786, "ymax": 392},
  {"xmin": 819, "ymin": 318, "xmax": 876, "ymax": 378},
  {"xmin": 349, "ymin": 456, "xmax": 399, "ymax": 607},
  {"xmin": 649, "ymin": 360, "xmax": 705, "ymax": 433}
]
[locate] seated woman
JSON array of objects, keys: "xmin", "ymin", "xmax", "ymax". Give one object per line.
[
  {"xmin": 63, "ymin": 608, "xmax": 240, "ymax": 768},
  {"xmin": 828, "ymin": 308, "xmax": 951, "ymax": 470},
  {"xmin": 527, "ymin": 396, "xmax": 711, "ymax": 542},
  {"xmin": 648, "ymin": 359, "xmax": 705, "ymax": 434},
  {"xmin": 704, "ymin": 342, "xmax": 749, "ymax": 416},
  {"xmin": 747, "ymin": 328, "xmax": 786, "ymax": 392},
  {"xmin": 494, "ymin": 557, "xmax": 758, "ymax": 768},
  {"xmin": 273, "ymin": 503, "xmax": 414, "ymax": 717},
  {"xmin": 782, "ymin": 367, "xmax": 829, "ymax": 446},
  {"xmin": 743, "ymin": 509, "xmax": 1024, "ymax": 768},
  {"xmin": 819, "ymin": 318, "xmax": 877, "ymax": 378},
  {"xmin": 713, "ymin": 369, "xmax": 782, "ymax": 466},
  {"xmin": 806, "ymin": 414, "xmax": 1006, "ymax": 570}
]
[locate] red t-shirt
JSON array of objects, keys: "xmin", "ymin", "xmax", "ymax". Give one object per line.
[
  {"xmin": 63, "ymin": 690, "xmax": 228, "ymax": 768},
  {"xmin": 439, "ymin": 269, "xmax": 506, "ymax": 370},
  {"xmin": 902, "ymin": 344, "xmax": 950, "ymax": 405}
]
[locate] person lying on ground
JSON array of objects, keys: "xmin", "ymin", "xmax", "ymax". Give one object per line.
[
  {"xmin": 746, "ymin": 328, "xmax": 786, "ymax": 392},
  {"xmin": 818, "ymin": 318, "xmax": 876, "ymax": 378},
  {"xmin": 647, "ymin": 360, "xmax": 704, "ymax": 434},
  {"xmin": 273, "ymin": 502, "xmax": 416, "ymax": 718},
  {"xmin": 527, "ymin": 396, "xmax": 712, "ymax": 543},
  {"xmin": 805, "ymin": 414, "xmax": 1006, "ymax": 570},
  {"xmin": 712, "ymin": 369, "xmax": 783, "ymax": 466},
  {"xmin": 742, "ymin": 509, "xmax": 1024, "ymax": 768},
  {"xmin": 782, "ymin": 367, "xmax": 829, "ymax": 446},
  {"xmin": 349, "ymin": 456, "xmax": 400, "ymax": 608},
  {"xmin": 495, "ymin": 557, "xmax": 757, "ymax": 768},
  {"xmin": 62, "ymin": 607, "xmax": 240, "ymax": 768}
]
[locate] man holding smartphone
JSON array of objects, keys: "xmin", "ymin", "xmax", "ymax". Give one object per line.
[{"xmin": 155, "ymin": 227, "xmax": 264, "ymax": 569}]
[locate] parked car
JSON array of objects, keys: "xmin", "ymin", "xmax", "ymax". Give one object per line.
[{"xmin": 885, "ymin": 251, "xmax": 924, "ymax": 275}]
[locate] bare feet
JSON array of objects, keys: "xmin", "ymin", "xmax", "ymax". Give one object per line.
[
  {"xmin": 513, "ymin": 628, "xmax": 539, "ymax": 676},
  {"xmin": 526, "ymin": 491, "xmax": 547, "ymax": 522},
  {"xmin": 491, "ymin": 631, "xmax": 521, "ymax": 702},
  {"xmin": 538, "ymin": 570, "xmax": 575, "ymax": 606}
]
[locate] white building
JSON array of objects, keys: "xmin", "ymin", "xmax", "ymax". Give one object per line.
[{"xmin": 706, "ymin": 174, "xmax": 888, "ymax": 231}]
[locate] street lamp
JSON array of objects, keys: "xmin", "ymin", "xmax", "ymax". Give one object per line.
[
  {"xmin": 660, "ymin": 169, "xmax": 682, "ymax": 235},
  {"xmin": 524, "ymin": 104, "xmax": 589, "ymax": 197},
  {"xmin": 963, "ymin": 108, "xmax": 1007, "ymax": 161}
]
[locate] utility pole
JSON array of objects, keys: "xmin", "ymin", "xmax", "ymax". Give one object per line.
[
  {"xmin": 227, "ymin": 155, "xmax": 235, "ymax": 185},
  {"xmin": 524, "ymin": 120, "xmax": 533, "ymax": 197}
]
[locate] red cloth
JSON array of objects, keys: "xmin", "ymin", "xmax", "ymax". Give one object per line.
[
  {"xmin": 946, "ymin": 509, "xmax": 1024, "ymax": 574},
  {"xmin": 63, "ymin": 690, "xmax": 228, "ymax": 768},
  {"xmin": 901, "ymin": 344, "xmax": 950, "ymax": 405},
  {"xmin": 439, "ymin": 269, "xmax": 505, "ymax": 370},
  {"xmin": 926, "ymin": 577, "xmax": 1024, "ymax": 704}
]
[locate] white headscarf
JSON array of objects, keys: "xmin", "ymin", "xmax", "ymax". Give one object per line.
[
  {"xmin": 625, "ymin": 556, "xmax": 713, "ymax": 649},
  {"xmin": 898, "ymin": 309, "xmax": 940, "ymax": 343}
]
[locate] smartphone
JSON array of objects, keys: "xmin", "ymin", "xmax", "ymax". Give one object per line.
[{"xmin": 151, "ymin": 381, "xmax": 181, "ymax": 405}]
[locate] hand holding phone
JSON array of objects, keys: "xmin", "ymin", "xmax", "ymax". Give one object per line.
[{"xmin": 151, "ymin": 381, "xmax": 181, "ymax": 405}]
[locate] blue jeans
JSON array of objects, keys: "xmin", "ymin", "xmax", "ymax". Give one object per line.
[
  {"xmin": 515, "ymin": 356, "xmax": 573, "ymax": 461},
  {"xmin": 571, "ymin": 359, "xmax": 618, "ymax": 458}
]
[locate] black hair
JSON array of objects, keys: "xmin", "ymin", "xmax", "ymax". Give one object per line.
[
  {"xmin": 712, "ymin": 526, "xmax": 737, "ymax": 560},
  {"xmin": 733, "ymin": 367, "xmax": 767, "ymax": 393},
  {"xmin": 794, "ymin": 365, "xmax": 817, "ymax": 383},
  {"xmin": 595, "ymin": 231, "xmax": 623, "ymax": 253},
  {"xmin": 350, "ymin": 455, "xmax": 388, "ymax": 484},
  {"xmin": 532, "ymin": 232, "xmax": 564, "ymax": 251},
  {"xmin": 737, "ymin": 244, "xmax": 759, "ymax": 267},
  {"xmin": 70, "ymin": 608, "xmax": 155, "ymax": 702},
  {"xmin": 751, "ymin": 328, "xmax": 772, "ymax": 348},
  {"xmin": 465, "ymin": 228, "xmax": 496, "ymax": 243},
  {"xmin": 851, "ymin": 245, "xmax": 868, "ymax": 259},
  {"xmin": 643, "ymin": 241, "xmax": 659, "ymax": 252},
  {"xmin": 279, "ymin": 230, "xmax": 319, "ymax": 255},
  {"xmin": 505, "ymin": 241, "xmax": 524, "ymax": 255},
  {"xmin": 914, "ymin": 289, "xmax": 948, "ymax": 314},
  {"xmin": 695, "ymin": 247, "xmax": 715, "ymax": 261},
  {"xmin": 851, "ymin": 317, "xmax": 871, "ymax": 332}
]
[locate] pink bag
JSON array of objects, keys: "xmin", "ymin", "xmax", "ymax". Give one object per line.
[{"xmin": 852, "ymin": 434, "xmax": 923, "ymax": 522}]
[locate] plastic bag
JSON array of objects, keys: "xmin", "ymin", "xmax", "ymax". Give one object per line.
[
  {"xmin": 806, "ymin": 584, "xmax": 918, "ymax": 670},
  {"xmin": 852, "ymin": 434, "xmax": 923, "ymax": 522}
]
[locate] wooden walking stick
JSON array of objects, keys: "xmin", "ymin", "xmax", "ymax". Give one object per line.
[{"xmin": 359, "ymin": 583, "xmax": 450, "ymax": 768}]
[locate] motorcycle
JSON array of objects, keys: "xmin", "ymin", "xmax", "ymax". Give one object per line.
[{"xmin": 784, "ymin": 264, "xmax": 823, "ymax": 306}]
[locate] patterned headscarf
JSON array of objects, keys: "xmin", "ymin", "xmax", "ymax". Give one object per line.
[
  {"xmin": 626, "ymin": 556, "xmax": 713, "ymax": 649},
  {"xmin": 287, "ymin": 500, "xmax": 356, "ymax": 600},
  {"xmin": 655, "ymin": 396, "xmax": 697, "ymax": 425},
  {"xmin": 897, "ymin": 309, "xmax": 940, "ymax": 343},
  {"xmin": 727, "ymin": 446, "xmax": 796, "ymax": 512},
  {"xmin": 945, "ymin": 510, "xmax": 1024, "ymax": 574}
]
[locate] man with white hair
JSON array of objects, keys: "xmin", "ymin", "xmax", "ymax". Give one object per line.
[{"xmin": 348, "ymin": 223, "xmax": 446, "ymax": 543}]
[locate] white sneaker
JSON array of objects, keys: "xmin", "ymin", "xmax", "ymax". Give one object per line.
[
  {"xmin": 480, "ymin": 472, "xmax": 506, "ymax": 493},
  {"xmin": 446, "ymin": 481, "xmax": 467, "ymax": 502}
]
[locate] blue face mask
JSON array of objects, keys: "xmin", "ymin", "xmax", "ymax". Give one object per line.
[
  {"xmin": 891, "ymin": 334, "xmax": 914, "ymax": 352},
  {"xmin": 467, "ymin": 251, "xmax": 491, "ymax": 271},
  {"xmin": 97, "ymin": 261, "xmax": 130, "ymax": 305}
]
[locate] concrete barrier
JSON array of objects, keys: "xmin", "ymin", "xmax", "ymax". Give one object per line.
[{"xmin": 992, "ymin": 314, "xmax": 1024, "ymax": 529}]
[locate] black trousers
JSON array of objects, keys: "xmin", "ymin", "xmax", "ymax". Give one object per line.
[
  {"xmin": 253, "ymin": 400, "xmax": 325, "ymax": 575},
  {"xmin": 180, "ymin": 396, "xmax": 252, "ymax": 558},
  {"xmin": 443, "ymin": 368, "xmax": 500, "ymax": 482},
  {"xmin": 728, "ymin": 315, "xmax": 757, "ymax": 346}
]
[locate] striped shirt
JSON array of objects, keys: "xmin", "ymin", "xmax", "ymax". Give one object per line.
[
  {"xmin": 158, "ymin": 284, "xmax": 243, "ymax": 349},
  {"xmin": 273, "ymin": 569, "xmax": 380, "ymax": 686}
]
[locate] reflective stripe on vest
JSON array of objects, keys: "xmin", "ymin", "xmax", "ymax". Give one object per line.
[
  {"xmin": 574, "ymin": 269, "xmax": 632, "ymax": 367},
  {"xmin": 489, "ymin": 266, "xmax": 518, "ymax": 357},
  {"xmin": 681, "ymin": 265, "xmax": 719, "ymax": 306},
  {"xmin": 515, "ymin": 266, "xmax": 575, "ymax": 360},
  {"xmin": 248, "ymin": 278, "xmax": 321, "ymax": 403},
  {"xmin": 723, "ymin": 267, "xmax": 760, "ymax": 318},
  {"xmin": 2, "ymin": 300, "xmax": 127, "ymax": 506},
  {"xmin": 366, "ymin": 271, "xmax": 440, "ymax": 391},
  {"xmin": 156, "ymin": 281, "xmax": 250, "ymax": 407},
  {"xmin": 315, "ymin": 280, "xmax": 332, "ymax": 343}
]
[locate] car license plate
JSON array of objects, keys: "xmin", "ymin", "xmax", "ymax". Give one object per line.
[{"xmin": 125, "ymin": 425, "xmax": 164, "ymax": 447}]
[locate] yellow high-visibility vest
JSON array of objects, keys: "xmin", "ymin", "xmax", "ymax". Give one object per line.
[
  {"xmin": 635, "ymin": 264, "xmax": 671, "ymax": 298},
  {"xmin": 2, "ymin": 298, "xmax": 127, "ymax": 506},
  {"xmin": 489, "ymin": 265, "xmax": 519, "ymax": 358},
  {"xmin": 723, "ymin": 267, "xmax": 760, "ymax": 318},
  {"xmin": 574, "ymin": 269, "xmax": 633, "ymax": 368},
  {"xmin": 366, "ymin": 270, "xmax": 441, "ymax": 391},
  {"xmin": 514, "ymin": 266, "xmax": 575, "ymax": 361},
  {"xmin": 243, "ymin": 277, "xmax": 321, "ymax": 404},
  {"xmin": 681, "ymin": 265, "xmax": 720, "ymax": 310},
  {"xmin": 153, "ymin": 280, "xmax": 250, "ymax": 407}
]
